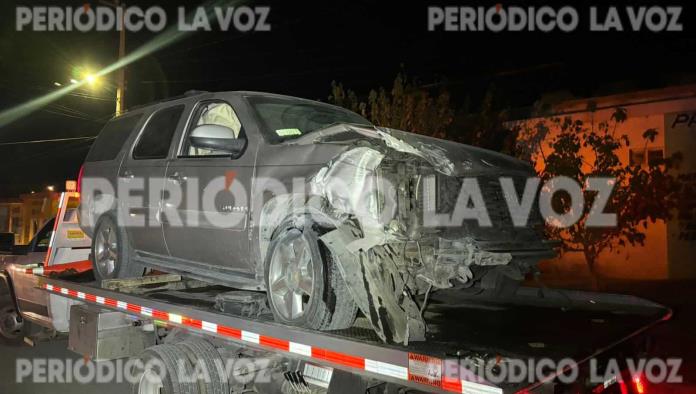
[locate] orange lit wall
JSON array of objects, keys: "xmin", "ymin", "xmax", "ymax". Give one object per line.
[{"xmin": 513, "ymin": 86, "xmax": 696, "ymax": 280}]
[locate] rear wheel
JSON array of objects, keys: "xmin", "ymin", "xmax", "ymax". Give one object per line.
[
  {"xmin": 265, "ymin": 224, "xmax": 357, "ymax": 330},
  {"xmin": 175, "ymin": 339, "xmax": 229, "ymax": 394},
  {"xmin": 130, "ymin": 344, "xmax": 198, "ymax": 394},
  {"xmin": 92, "ymin": 215, "xmax": 142, "ymax": 282}
]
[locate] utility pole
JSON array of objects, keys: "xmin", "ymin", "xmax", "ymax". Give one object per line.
[
  {"xmin": 115, "ymin": 0, "xmax": 126, "ymax": 115},
  {"xmin": 101, "ymin": 0, "xmax": 126, "ymax": 115}
]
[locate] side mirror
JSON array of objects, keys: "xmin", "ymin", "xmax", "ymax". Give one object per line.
[{"xmin": 189, "ymin": 124, "xmax": 247, "ymax": 157}]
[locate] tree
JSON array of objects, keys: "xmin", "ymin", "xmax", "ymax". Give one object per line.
[
  {"xmin": 527, "ymin": 107, "xmax": 683, "ymax": 282},
  {"xmin": 448, "ymin": 84, "xmax": 519, "ymax": 155},
  {"xmin": 328, "ymin": 72, "xmax": 454, "ymax": 138}
]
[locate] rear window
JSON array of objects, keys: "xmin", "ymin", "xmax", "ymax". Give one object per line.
[
  {"xmin": 85, "ymin": 114, "xmax": 143, "ymax": 162},
  {"xmin": 133, "ymin": 105, "xmax": 185, "ymax": 160}
]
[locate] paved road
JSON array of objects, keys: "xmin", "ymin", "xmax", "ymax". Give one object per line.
[{"xmin": 0, "ymin": 338, "xmax": 130, "ymax": 393}]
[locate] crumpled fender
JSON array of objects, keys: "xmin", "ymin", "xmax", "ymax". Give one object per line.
[{"xmin": 320, "ymin": 224, "xmax": 426, "ymax": 344}]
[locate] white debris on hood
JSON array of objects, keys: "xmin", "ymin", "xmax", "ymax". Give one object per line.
[
  {"xmin": 310, "ymin": 146, "xmax": 384, "ymax": 222},
  {"xmin": 310, "ymin": 147, "xmax": 403, "ymax": 252}
]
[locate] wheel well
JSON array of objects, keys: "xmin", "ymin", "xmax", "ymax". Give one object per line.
[
  {"xmin": 93, "ymin": 210, "xmax": 133, "ymax": 251},
  {"xmin": 94, "ymin": 210, "xmax": 118, "ymax": 227},
  {"xmin": 265, "ymin": 215, "xmax": 336, "ymax": 273},
  {"xmin": 0, "ymin": 271, "xmax": 22, "ymax": 316}
]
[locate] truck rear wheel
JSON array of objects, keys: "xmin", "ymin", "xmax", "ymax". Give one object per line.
[
  {"xmin": 265, "ymin": 224, "xmax": 357, "ymax": 331},
  {"xmin": 175, "ymin": 339, "xmax": 229, "ymax": 394},
  {"xmin": 130, "ymin": 344, "xmax": 198, "ymax": 394}
]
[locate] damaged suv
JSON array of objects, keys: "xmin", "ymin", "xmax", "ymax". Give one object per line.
[{"xmin": 80, "ymin": 91, "xmax": 555, "ymax": 344}]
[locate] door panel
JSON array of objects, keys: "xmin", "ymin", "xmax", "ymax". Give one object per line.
[
  {"xmin": 163, "ymin": 161, "xmax": 253, "ymax": 269},
  {"xmin": 163, "ymin": 99, "xmax": 254, "ymax": 272},
  {"xmin": 120, "ymin": 104, "xmax": 187, "ymax": 255}
]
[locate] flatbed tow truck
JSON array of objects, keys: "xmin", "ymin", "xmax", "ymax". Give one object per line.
[{"xmin": 3, "ymin": 193, "xmax": 673, "ymax": 394}]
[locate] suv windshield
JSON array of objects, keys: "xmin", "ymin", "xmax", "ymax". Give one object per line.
[{"xmin": 247, "ymin": 96, "xmax": 371, "ymax": 143}]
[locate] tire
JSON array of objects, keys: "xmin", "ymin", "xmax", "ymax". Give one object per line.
[
  {"xmin": 91, "ymin": 215, "xmax": 143, "ymax": 282},
  {"xmin": 478, "ymin": 264, "xmax": 522, "ymax": 297},
  {"xmin": 0, "ymin": 302, "xmax": 29, "ymax": 346},
  {"xmin": 264, "ymin": 223, "xmax": 357, "ymax": 331},
  {"xmin": 130, "ymin": 344, "xmax": 198, "ymax": 394},
  {"xmin": 175, "ymin": 339, "xmax": 229, "ymax": 394}
]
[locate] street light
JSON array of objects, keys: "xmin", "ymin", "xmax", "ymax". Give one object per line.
[
  {"xmin": 46, "ymin": 185, "xmax": 55, "ymax": 192},
  {"xmin": 67, "ymin": 67, "xmax": 101, "ymax": 87}
]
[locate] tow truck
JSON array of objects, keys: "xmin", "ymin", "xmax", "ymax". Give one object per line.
[
  {"xmin": 0, "ymin": 191, "xmax": 91, "ymax": 343},
  {"xmin": 1, "ymin": 191, "xmax": 672, "ymax": 393}
]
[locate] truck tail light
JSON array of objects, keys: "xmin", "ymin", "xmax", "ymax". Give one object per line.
[
  {"xmin": 632, "ymin": 374, "xmax": 646, "ymax": 394},
  {"xmin": 77, "ymin": 165, "xmax": 84, "ymax": 194}
]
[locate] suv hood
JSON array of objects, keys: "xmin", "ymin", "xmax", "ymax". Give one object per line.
[{"xmin": 290, "ymin": 124, "xmax": 533, "ymax": 176}]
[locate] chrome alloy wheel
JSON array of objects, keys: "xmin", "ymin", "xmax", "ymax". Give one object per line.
[
  {"xmin": 95, "ymin": 221, "xmax": 118, "ymax": 278},
  {"xmin": 268, "ymin": 229, "xmax": 315, "ymax": 320}
]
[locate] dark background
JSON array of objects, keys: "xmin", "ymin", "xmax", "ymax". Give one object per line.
[{"xmin": 1, "ymin": 0, "xmax": 696, "ymax": 196}]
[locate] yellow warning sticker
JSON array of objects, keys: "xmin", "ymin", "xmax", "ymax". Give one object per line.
[{"xmin": 66, "ymin": 230, "xmax": 85, "ymax": 239}]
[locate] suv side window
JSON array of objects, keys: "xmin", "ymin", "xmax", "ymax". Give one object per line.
[
  {"xmin": 134, "ymin": 105, "xmax": 185, "ymax": 160},
  {"xmin": 181, "ymin": 101, "xmax": 245, "ymax": 157},
  {"xmin": 86, "ymin": 114, "xmax": 143, "ymax": 162}
]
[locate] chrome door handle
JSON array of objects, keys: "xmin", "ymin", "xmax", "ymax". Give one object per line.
[
  {"xmin": 168, "ymin": 172, "xmax": 187, "ymax": 184},
  {"xmin": 119, "ymin": 170, "xmax": 134, "ymax": 179}
]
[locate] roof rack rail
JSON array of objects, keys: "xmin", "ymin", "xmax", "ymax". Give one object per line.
[
  {"xmin": 117, "ymin": 90, "xmax": 211, "ymax": 115},
  {"xmin": 184, "ymin": 89, "xmax": 208, "ymax": 96}
]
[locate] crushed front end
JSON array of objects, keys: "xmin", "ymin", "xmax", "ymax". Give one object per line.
[{"xmin": 306, "ymin": 125, "xmax": 556, "ymax": 344}]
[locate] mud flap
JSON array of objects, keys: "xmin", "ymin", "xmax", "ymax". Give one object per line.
[{"xmin": 320, "ymin": 226, "xmax": 426, "ymax": 344}]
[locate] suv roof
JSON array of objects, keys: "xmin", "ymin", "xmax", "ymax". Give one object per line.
[{"xmin": 118, "ymin": 90, "xmax": 347, "ymax": 119}]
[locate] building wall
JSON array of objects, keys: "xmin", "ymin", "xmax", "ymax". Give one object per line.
[
  {"xmin": 513, "ymin": 87, "xmax": 696, "ymax": 280},
  {"xmin": 0, "ymin": 202, "xmax": 22, "ymax": 244},
  {"xmin": 0, "ymin": 192, "xmax": 59, "ymax": 245},
  {"xmin": 0, "ymin": 205, "xmax": 8, "ymax": 232},
  {"xmin": 664, "ymin": 110, "xmax": 696, "ymax": 278}
]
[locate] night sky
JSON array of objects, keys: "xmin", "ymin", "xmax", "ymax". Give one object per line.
[{"xmin": 1, "ymin": 0, "xmax": 696, "ymax": 196}]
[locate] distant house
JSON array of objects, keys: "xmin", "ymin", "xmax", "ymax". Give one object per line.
[
  {"xmin": 510, "ymin": 84, "xmax": 696, "ymax": 280},
  {"xmin": 0, "ymin": 191, "xmax": 60, "ymax": 245}
]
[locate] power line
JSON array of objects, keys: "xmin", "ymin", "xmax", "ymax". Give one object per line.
[
  {"xmin": 49, "ymin": 103, "xmax": 92, "ymax": 118},
  {"xmin": 41, "ymin": 109, "xmax": 99, "ymax": 122},
  {"xmin": 0, "ymin": 136, "xmax": 96, "ymax": 146}
]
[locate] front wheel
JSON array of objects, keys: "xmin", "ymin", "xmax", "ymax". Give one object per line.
[
  {"xmin": 265, "ymin": 225, "xmax": 357, "ymax": 331},
  {"xmin": 91, "ymin": 215, "xmax": 142, "ymax": 282},
  {"xmin": 0, "ymin": 303, "xmax": 29, "ymax": 346}
]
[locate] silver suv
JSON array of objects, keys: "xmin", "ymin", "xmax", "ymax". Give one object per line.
[{"xmin": 80, "ymin": 91, "xmax": 554, "ymax": 343}]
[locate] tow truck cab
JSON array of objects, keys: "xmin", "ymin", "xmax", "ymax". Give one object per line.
[{"xmin": 0, "ymin": 192, "xmax": 90, "ymax": 337}]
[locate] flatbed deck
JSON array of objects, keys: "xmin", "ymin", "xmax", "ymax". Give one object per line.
[{"xmin": 35, "ymin": 269, "xmax": 671, "ymax": 394}]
